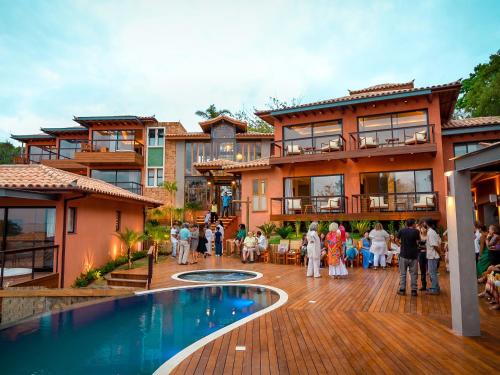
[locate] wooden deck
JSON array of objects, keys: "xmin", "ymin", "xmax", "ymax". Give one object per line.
[{"xmin": 127, "ymin": 256, "xmax": 500, "ymax": 374}]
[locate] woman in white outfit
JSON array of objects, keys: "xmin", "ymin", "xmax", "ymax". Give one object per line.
[
  {"xmin": 369, "ymin": 222, "xmax": 389, "ymax": 270},
  {"xmin": 306, "ymin": 222, "xmax": 322, "ymax": 278}
]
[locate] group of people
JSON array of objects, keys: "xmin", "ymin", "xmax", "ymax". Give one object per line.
[
  {"xmin": 233, "ymin": 223, "xmax": 268, "ymax": 263},
  {"xmin": 170, "ymin": 220, "xmax": 225, "ymax": 265},
  {"xmin": 476, "ymin": 223, "xmax": 500, "ymax": 310},
  {"xmin": 204, "ymin": 192, "xmax": 233, "ymax": 225}
]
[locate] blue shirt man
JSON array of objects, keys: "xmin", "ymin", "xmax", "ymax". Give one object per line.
[
  {"xmin": 222, "ymin": 193, "xmax": 232, "ymax": 217},
  {"xmin": 179, "ymin": 227, "xmax": 191, "ymax": 241}
]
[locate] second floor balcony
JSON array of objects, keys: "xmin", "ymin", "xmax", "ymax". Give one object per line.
[{"xmin": 74, "ymin": 139, "xmax": 144, "ymax": 167}]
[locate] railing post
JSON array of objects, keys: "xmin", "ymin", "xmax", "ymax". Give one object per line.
[
  {"xmin": 31, "ymin": 249, "xmax": 36, "ymax": 280},
  {"xmin": 0, "ymin": 251, "xmax": 5, "ymax": 289},
  {"xmin": 147, "ymin": 247, "xmax": 154, "ymax": 290}
]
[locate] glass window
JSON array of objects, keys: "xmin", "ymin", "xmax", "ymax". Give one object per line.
[
  {"xmin": 67, "ymin": 207, "xmax": 76, "ymax": 233},
  {"xmin": 91, "ymin": 170, "xmax": 142, "ymax": 193},
  {"xmin": 211, "ymin": 123, "xmax": 235, "ymax": 139},
  {"xmin": 4, "ymin": 208, "xmax": 56, "ymax": 250},
  {"xmin": 157, "ymin": 169, "xmax": 164, "ymax": 186},
  {"xmin": 148, "ymin": 128, "xmax": 164, "ymax": 147},
  {"xmin": 358, "ymin": 115, "xmax": 392, "ymax": 132},
  {"xmin": 28, "ymin": 146, "xmax": 56, "ymax": 163},
  {"xmin": 393, "ymin": 111, "xmax": 428, "ymax": 127},
  {"xmin": 312, "ymin": 175, "xmax": 343, "ymax": 196},
  {"xmin": 252, "ymin": 179, "xmax": 267, "ymax": 211},
  {"xmin": 92, "ymin": 130, "xmax": 136, "ymax": 152},
  {"xmin": 453, "ymin": 141, "xmax": 491, "ymax": 157},
  {"xmin": 214, "ymin": 141, "xmax": 234, "ymax": 160},
  {"xmin": 360, "ymin": 170, "xmax": 432, "ymax": 194},
  {"xmin": 394, "ymin": 171, "xmax": 415, "ymax": 193},
  {"xmin": 148, "ymin": 169, "xmax": 155, "ymax": 187},
  {"xmin": 185, "ymin": 177, "xmax": 209, "ymax": 206},
  {"xmin": 283, "ymin": 125, "xmax": 312, "ymax": 140},
  {"xmin": 415, "ymin": 170, "xmax": 432, "ymax": 192},
  {"xmin": 59, "ymin": 140, "xmax": 84, "ymax": 159},
  {"xmin": 284, "ymin": 177, "xmax": 311, "ymax": 197}
]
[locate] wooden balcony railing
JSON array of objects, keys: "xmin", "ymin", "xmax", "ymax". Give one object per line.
[
  {"xmin": 272, "ymin": 134, "xmax": 346, "ymax": 157},
  {"xmin": 349, "ymin": 124, "xmax": 435, "ymax": 150},
  {"xmin": 0, "ymin": 244, "xmax": 59, "ymax": 289},
  {"xmin": 89, "ymin": 139, "xmax": 144, "ymax": 156},
  {"xmin": 270, "ymin": 195, "xmax": 348, "ymax": 216},
  {"xmin": 351, "ymin": 192, "xmax": 439, "ymax": 213}
]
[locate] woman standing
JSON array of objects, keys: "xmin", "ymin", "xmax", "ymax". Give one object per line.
[
  {"xmin": 417, "ymin": 222, "xmax": 428, "ymax": 291},
  {"xmin": 190, "ymin": 224, "xmax": 200, "ymax": 264},
  {"xmin": 345, "ymin": 233, "xmax": 358, "ymax": 268},
  {"xmin": 306, "ymin": 222, "xmax": 321, "ymax": 278},
  {"xmin": 477, "ymin": 225, "xmax": 490, "ymax": 278},
  {"xmin": 197, "ymin": 225, "xmax": 208, "ymax": 258},
  {"xmin": 487, "ymin": 224, "xmax": 500, "ymax": 267},
  {"xmin": 360, "ymin": 231, "xmax": 372, "ymax": 269},
  {"xmin": 369, "ymin": 223, "xmax": 389, "ymax": 270},
  {"xmin": 326, "ymin": 222, "xmax": 348, "ymax": 278}
]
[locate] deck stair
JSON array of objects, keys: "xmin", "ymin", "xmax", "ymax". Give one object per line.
[
  {"xmin": 195, "ymin": 215, "xmax": 239, "ymax": 239},
  {"xmin": 106, "ymin": 271, "xmax": 148, "ymax": 288}
]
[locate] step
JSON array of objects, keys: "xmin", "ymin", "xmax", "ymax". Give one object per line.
[
  {"xmin": 107, "ymin": 278, "xmax": 147, "ymax": 288},
  {"xmin": 110, "ymin": 272, "xmax": 148, "ymax": 280}
]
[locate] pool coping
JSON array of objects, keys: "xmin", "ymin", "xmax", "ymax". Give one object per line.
[
  {"xmin": 170, "ymin": 268, "xmax": 263, "ymax": 283},
  {"xmin": 136, "ymin": 283, "xmax": 288, "ymax": 374}
]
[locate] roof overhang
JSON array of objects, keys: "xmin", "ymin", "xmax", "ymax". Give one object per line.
[
  {"xmin": 73, "ymin": 115, "xmax": 158, "ymax": 127},
  {"xmin": 442, "ymin": 124, "xmax": 500, "ymax": 136},
  {"xmin": 453, "ymin": 143, "xmax": 500, "ymax": 172},
  {"xmin": 0, "ymin": 188, "xmax": 59, "ymax": 201},
  {"xmin": 41, "ymin": 127, "xmax": 88, "ymax": 136}
]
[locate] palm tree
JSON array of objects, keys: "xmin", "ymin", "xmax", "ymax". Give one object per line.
[
  {"xmin": 257, "ymin": 222, "xmax": 276, "ymax": 239},
  {"xmin": 114, "ymin": 228, "xmax": 142, "ymax": 269},
  {"xmin": 195, "ymin": 104, "xmax": 232, "ymax": 120},
  {"xmin": 184, "ymin": 201, "xmax": 202, "ymax": 222},
  {"xmin": 162, "ymin": 181, "xmax": 177, "ymax": 227},
  {"xmin": 143, "ymin": 222, "xmax": 169, "ymax": 263}
]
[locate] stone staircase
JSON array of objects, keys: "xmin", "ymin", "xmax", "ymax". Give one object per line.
[
  {"xmin": 106, "ymin": 271, "xmax": 148, "ymax": 288},
  {"xmin": 195, "ymin": 215, "xmax": 239, "ymax": 239}
]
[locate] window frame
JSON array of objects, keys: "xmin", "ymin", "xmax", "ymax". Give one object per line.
[
  {"xmin": 147, "ymin": 167, "xmax": 164, "ymax": 187},
  {"xmin": 252, "ymin": 178, "xmax": 268, "ymax": 212},
  {"xmin": 453, "ymin": 140, "xmax": 496, "ymax": 157},
  {"xmin": 357, "ymin": 109, "xmax": 429, "ymax": 133},
  {"xmin": 282, "ymin": 119, "xmax": 343, "ymax": 147},
  {"xmin": 283, "ymin": 174, "xmax": 345, "ymax": 197},
  {"xmin": 359, "ymin": 168, "xmax": 434, "ymax": 194},
  {"xmin": 115, "ymin": 210, "xmax": 121, "ymax": 232},
  {"xmin": 67, "ymin": 207, "xmax": 77, "ymax": 234}
]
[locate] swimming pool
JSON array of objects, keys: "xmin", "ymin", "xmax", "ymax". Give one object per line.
[
  {"xmin": 0, "ymin": 284, "xmax": 287, "ymax": 374},
  {"xmin": 172, "ymin": 269, "xmax": 262, "ymax": 283}
]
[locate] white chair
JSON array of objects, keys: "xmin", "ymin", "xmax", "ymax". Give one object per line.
[
  {"xmin": 320, "ymin": 139, "xmax": 341, "ymax": 152},
  {"xmin": 320, "ymin": 197, "xmax": 341, "ymax": 212},
  {"xmin": 359, "ymin": 136, "xmax": 377, "ymax": 149},
  {"xmin": 286, "ymin": 144, "xmax": 303, "ymax": 155},
  {"xmin": 287, "ymin": 198, "xmax": 302, "ymax": 213},
  {"xmin": 404, "ymin": 130, "xmax": 427, "ymax": 145},
  {"xmin": 413, "ymin": 194, "xmax": 435, "ymax": 209},
  {"xmin": 369, "ymin": 196, "xmax": 388, "ymax": 210}
]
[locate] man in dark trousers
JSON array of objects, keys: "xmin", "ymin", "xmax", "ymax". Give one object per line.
[{"xmin": 397, "ymin": 219, "xmax": 421, "ymax": 296}]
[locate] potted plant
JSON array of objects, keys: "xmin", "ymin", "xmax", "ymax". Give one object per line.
[{"xmin": 257, "ymin": 222, "xmax": 277, "ymax": 238}]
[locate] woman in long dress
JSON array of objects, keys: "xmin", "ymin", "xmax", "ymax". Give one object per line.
[
  {"xmin": 326, "ymin": 222, "xmax": 348, "ymax": 278},
  {"xmin": 306, "ymin": 222, "xmax": 321, "ymax": 278},
  {"xmin": 369, "ymin": 222, "xmax": 389, "ymax": 270},
  {"xmin": 360, "ymin": 231, "xmax": 372, "ymax": 269}
]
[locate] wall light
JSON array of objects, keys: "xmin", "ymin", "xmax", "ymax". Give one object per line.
[{"xmin": 236, "ymin": 153, "xmax": 243, "ymax": 161}]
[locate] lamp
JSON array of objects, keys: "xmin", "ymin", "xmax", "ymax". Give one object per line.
[{"xmin": 236, "ymin": 153, "xmax": 243, "ymax": 161}]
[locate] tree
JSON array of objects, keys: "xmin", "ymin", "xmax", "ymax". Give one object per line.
[
  {"xmin": 114, "ymin": 228, "xmax": 142, "ymax": 269},
  {"xmin": 0, "ymin": 141, "xmax": 21, "ymax": 164},
  {"xmin": 195, "ymin": 104, "xmax": 232, "ymax": 120},
  {"xmin": 455, "ymin": 50, "xmax": 500, "ymax": 117},
  {"xmin": 162, "ymin": 180, "xmax": 178, "ymax": 227},
  {"xmin": 143, "ymin": 222, "xmax": 169, "ymax": 263}
]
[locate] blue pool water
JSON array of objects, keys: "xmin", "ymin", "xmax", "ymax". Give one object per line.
[
  {"xmin": 177, "ymin": 270, "xmax": 258, "ymax": 282},
  {"xmin": 0, "ymin": 285, "xmax": 278, "ymax": 374}
]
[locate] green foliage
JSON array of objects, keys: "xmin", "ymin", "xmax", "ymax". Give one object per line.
[
  {"xmin": 437, "ymin": 225, "xmax": 446, "ymax": 238},
  {"xmin": 455, "ymin": 50, "xmax": 500, "ymax": 117},
  {"xmin": 294, "ymin": 220, "xmax": 302, "ymax": 238},
  {"xmin": 234, "ymin": 108, "xmax": 273, "ymax": 134},
  {"xmin": 0, "ymin": 141, "xmax": 21, "ymax": 164},
  {"xmin": 387, "ymin": 221, "xmax": 396, "ymax": 235},
  {"xmin": 318, "ymin": 221, "xmax": 330, "ymax": 235},
  {"xmin": 73, "ymin": 250, "xmax": 147, "ymax": 287},
  {"xmin": 268, "ymin": 236, "xmax": 281, "ymax": 245},
  {"xmin": 114, "ymin": 228, "xmax": 142, "ymax": 269},
  {"xmin": 276, "ymin": 224, "xmax": 293, "ymax": 239},
  {"xmin": 195, "ymin": 104, "xmax": 232, "ymax": 119},
  {"xmin": 398, "ymin": 220, "xmax": 406, "ymax": 231},
  {"xmin": 350, "ymin": 220, "xmax": 372, "ymax": 235},
  {"xmin": 143, "ymin": 222, "xmax": 169, "ymax": 262},
  {"xmin": 184, "ymin": 201, "xmax": 202, "ymax": 221},
  {"xmin": 257, "ymin": 222, "xmax": 277, "ymax": 238}
]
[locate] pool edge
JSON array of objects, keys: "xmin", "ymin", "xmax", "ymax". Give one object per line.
[
  {"xmin": 170, "ymin": 268, "xmax": 264, "ymax": 283},
  {"xmin": 136, "ymin": 283, "xmax": 288, "ymax": 374}
]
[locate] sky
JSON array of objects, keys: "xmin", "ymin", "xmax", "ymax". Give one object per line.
[{"xmin": 1, "ymin": 0, "xmax": 499, "ymax": 142}]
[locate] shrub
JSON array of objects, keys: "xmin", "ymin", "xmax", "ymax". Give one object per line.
[
  {"xmin": 318, "ymin": 221, "xmax": 330, "ymax": 235},
  {"xmin": 350, "ymin": 220, "xmax": 372, "ymax": 235},
  {"xmin": 257, "ymin": 222, "xmax": 277, "ymax": 238},
  {"xmin": 275, "ymin": 225, "xmax": 293, "ymax": 239}
]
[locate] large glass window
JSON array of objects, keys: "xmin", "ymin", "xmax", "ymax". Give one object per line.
[
  {"xmin": 252, "ymin": 179, "xmax": 267, "ymax": 211},
  {"xmin": 211, "ymin": 123, "xmax": 235, "ymax": 139},
  {"xmin": 148, "ymin": 128, "xmax": 164, "ymax": 147},
  {"xmin": 236, "ymin": 142, "xmax": 262, "ymax": 162},
  {"xmin": 284, "ymin": 175, "xmax": 344, "ymax": 212},
  {"xmin": 213, "ymin": 141, "xmax": 234, "ymax": 160},
  {"xmin": 453, "ymin": 141, "xmax": 490, "ymax": 157},
  {"xmin": 147, "ymin": 168, "xmax": 164, "ymax": 187},
  {"xmin": 91, "ymin": 170, "xmax": 142, "ymax": 194},
  {"xmin": 92, "ymin": 130, "xmax": 137, "ymax": 152},
  {"xmin": 185, "ymin": 142, "xmax": 211, "ymax": 176},
  {"xmin": 28, "ymin": 146, "xmax": 57, "ymax": 163},
  {"xmin": 283, "ymin": 121, "xmax": 342, "ymax": 152},
  {"xmin": 184, "ymin": 177, "xmax": 209, "ymax": 206},
  {"xmin": 59, "ymin": 139, "xmax": 85, "ymax": 159}
]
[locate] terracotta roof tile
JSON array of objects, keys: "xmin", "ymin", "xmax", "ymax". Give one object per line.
[
  {"xmin": 222, "ymin": 157, "xmax": 270, "ymax": 171},
  {"xmin": 348, "ymin": 80, "xmax": 415, "ymax": 95},
  {"xmin": 0, "ymin": 165, "xmax": 161, "ymax": 205},
  {"xmin": 165, "ymin": 132, "xmax": 210, "ymax": 139},
  {"xmin": 443, "ymin": 116, "xmax": 500, "ymax": 129},
  {"xmin": 193, "ymin": 159, "xmax": 238, "ymax": 169}
]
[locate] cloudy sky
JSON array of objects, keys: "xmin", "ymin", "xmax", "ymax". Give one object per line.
[{"xmin": 1, "ymin": 0, "xmax": 499, "ymax": 141}]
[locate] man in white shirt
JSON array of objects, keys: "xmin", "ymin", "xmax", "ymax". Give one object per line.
[
  {"xmin": 216, "ymin": 220, "xmax": 224, "ymax": 254},
  {"xmin": 205, "ymin": 225, "xmax": 213, "ymax": 255},
  {"xmin": 170, "ymin": 225, "xmax": 178, "ymax": 258},
  {"xmin": 424, "ymin": 220, "xmax": 441, "ymax": 295},
  {"xmin": 256, "ymin": 230, "xmax": 267, "ymax": 255},
  {"xmin": 204, "ymin": 210, "xmax": 211, "ymax": 227}
]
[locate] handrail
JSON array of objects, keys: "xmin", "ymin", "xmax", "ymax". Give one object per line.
[
  {"xmin": 349, "ymin": 124, "xmax": 435, "ymax": 149},
  {"xmin": 270, "ymin": 195, "xmax": 348, "ymax": 215},
  {"xmin": 272, "ymin": 134, "xmax": 346, "ymax": 157},
  {"xmin": 0, "ymin": 244, "xmax": 59, "ymax": 289},
  {"xmin": 351, "ymin": 192, "xmax": 438, "ymax": 213},
  {"xmin": 90, "ymin": 139, "xmax": 144, "ymax": 155}
]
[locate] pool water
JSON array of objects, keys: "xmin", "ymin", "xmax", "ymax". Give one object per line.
[
  {"xmin": 0, "ymin": 285, "xmax": 278, "ymax": 375},
  {"xmin": 177, "ymin": 270, "xmax": 258, "ymax": 282}
]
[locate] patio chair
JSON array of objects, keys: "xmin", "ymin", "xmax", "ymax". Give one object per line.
[
  {"xmin": 413, "ymin": 194, "xmax": 435, "ymax": 209},
  {"xmin": 369, "ymin": 196, "xmax": 388, "ymax": 210},
  {"xmin": 287, "ymin": 240, "xmax": 302, "ymax": 265},
  {"xmin": 404, "ymin": 130, "xmax": 427, "ymax": 145},
  {"xmin": 286, "ymin": 144, "xmax": 303, "ymax": 155},
  {"xmin": 287, "ymin": 198, "xmax": 302, "ymax": 213},
  {"xmin": 319, "ymin": 139, "xmax": 341, "ymax": 152},
  {"xmin": 319, "ymin": 197, "xmax": 341, "ymax": 212},
  {"xmin": 359, "ymin": 136, "xmax": 377, "ymax": 149},
  {"xmin": 274, "ymin": 239, "xmax": 289, "ymax": 264}
]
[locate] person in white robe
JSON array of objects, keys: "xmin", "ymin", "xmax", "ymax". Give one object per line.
[
  {"xmin": 369, "ymin": 222, "xmax": 390, "ymax": 269},
  {"xmin": 306, "ymin": 222, "xmax": 322, "ymax": 278}
]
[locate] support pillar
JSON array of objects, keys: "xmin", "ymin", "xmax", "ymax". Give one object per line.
[{"xmin": 446, "ymin": 170, "xmax": 480, "ymax": 336}]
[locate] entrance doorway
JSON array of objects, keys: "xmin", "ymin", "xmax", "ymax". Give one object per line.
[{"xmin": 211, "ymin": 179, "xmax": 241, "ymax": 217}]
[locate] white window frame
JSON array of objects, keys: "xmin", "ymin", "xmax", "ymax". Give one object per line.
[
  {"xmin": 147, "ymin": 167, "xmax": 164, "ymax": 188},
  {"xmin": 146, "ymin": 127, "xmax": 165, "ymax": 187},
  {"xmin": 252, "ymin": 179, "xmax": 267, "ymax": 212},
  {"xmin": 147, "ymin": 127, "xmax": 165, "ymax": 147}
]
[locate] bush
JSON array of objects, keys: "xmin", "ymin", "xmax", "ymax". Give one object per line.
[{"xmin": 275, "ymin": 225, "xmax": 293, "ymax": 239}]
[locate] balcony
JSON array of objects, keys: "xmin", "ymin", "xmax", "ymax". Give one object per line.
[
  {"xmin": 348, "ymin": 124, "xmax": 437, "ymax": 157},
  {"xmin": 111, "ymin": 182, "xmax": 143, "ymax": 195},
  {"xmin": 269, "ymin": 192, "xmax": 440, "ymax": 221},
  {"xmin": 14, "ymin": 149, "xmax": 85, "ymax": 171},
  {"xmin": 74, "ymin": 140, "xmax": 144, "ymax": 167}
]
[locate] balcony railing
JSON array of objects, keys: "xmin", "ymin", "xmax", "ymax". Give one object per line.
[
  {"xmin": 88, "ymin": 139, "xmax": 144, "ymax": 155},
  {"xmin": 270, "ymin": 195, "xmax": 348, "ymax": 216},
  {"xmin": 351, "ymin": 192, "xmax": 439, "ymax": 213},
  {"xmin": 272, "ymin": 134, "xmax": 346, "ymax": 157},
  {"xmin": 0, "ymin": 244, "xmax": 59, "ymax": 289},
  {"xmin": 112, "ymin": 181, "xmax": 143, "ymax": 195},
  {"xmin": 349, "ymin": 124, "xmax": 435, "ymax": 150}
]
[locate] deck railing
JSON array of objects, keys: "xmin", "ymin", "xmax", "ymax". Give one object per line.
[
  {"xmin": 272, "ymin": 134, "xmax": 346, "ymax": 157},
  {"xmin": 349, "ymin": 124, "xmax": 435, "ymax": 150},
  {"xmin": 89, "ymin": 139, "xmax": 144, "ymax": 156},
  {"xmin": 270, "ymin": 195, "xmax": 348, "ymax": 216},
  {"xmin": 0, "ymin": 244, "xmax": 59, "ymax": 289},
  {"xmin": 351, "ymin": 192, "xmax": 439, "ymax": 213}
]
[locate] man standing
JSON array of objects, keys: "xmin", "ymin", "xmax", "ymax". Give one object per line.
[
  {"xmin": 424, "ymin": 219, "xmax": 442, "ymax": 295},
  {"xmin": 204, "ymin": 210, "xmax": 211, "ymax": 227},
  {"xmin": 170, "ymin": 223, "xmax": 178, "ymax": 258},
  {"xmin": 222, "ymin": 192, "xmax": 232, "ymax": 217},
  {"xmin": 205, "ymin": 225, "xmax": 213, "ymax": 256},
  {"xmin": 397, "ymin": 219, "xmax": 420, "ymax": 296},
  {"xmin": 178, "ymin": 223, "xmax": 191, "ymax": 265}
]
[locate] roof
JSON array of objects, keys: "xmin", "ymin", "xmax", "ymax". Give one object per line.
[
  {"xmin": 199, "ymin": 115, "xmax": 247, "ymax": 133},
  {"xmin": 443, "ymin": 116, "xmax": 500, "ymax": 129},
  {"xmin": 74, "ymin": 115, "xmax": 158, "ymax": 127},
  {"xmin": 256, "ymin": 80, "xmax": 461, "ymax": 124},
  {"xmin": 40, "ymin": 126, "xmax": 88, "ymax": 135},
  {"xmin": 348, "ymin": 80, "xmax": 415, "ymax": 95},
  {"xmin": 11, "ymin": 134, "xmax": 55, "ymax": 142},
  {"xmin": 236, "ymin": 131, "xmax": 274, "ymax": 139},
  {"xmin": 165, "ymin": 132, "xmax": 211, "ymax": 140},
  {"xmin": 452, "ymin": 142, "xmax": 500, "ymax": 172},
  {"xmin": 192, "ymin": 159, "xmax": 238, "ymax": 170},
  {"xmin": 222, "ymin": 157, "xmax": 271, "ymax": 172},
  {"xmin": 164, "ymin": 130, "xmax": 273, "ymax": 140},
  {"xmin": 0, "ymin": 164, "xmax": 162, "ymax": 206}
]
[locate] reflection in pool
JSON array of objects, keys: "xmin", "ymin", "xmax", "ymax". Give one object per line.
[
  {"xmin": 0, "ymin": 285, "xmax": 279, "ymax": 375},
  {"xmin": 175, "ymin": 269, "xmax": 261, "ymax": 282}
]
